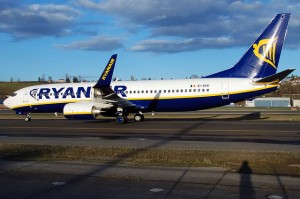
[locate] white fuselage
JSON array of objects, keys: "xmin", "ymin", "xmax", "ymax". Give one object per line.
[{"xmin": 4, "ymin": 78, "xmax": 278, "ymax": 113}]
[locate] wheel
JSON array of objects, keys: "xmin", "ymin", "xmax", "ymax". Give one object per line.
[
  {"xmin": 134, "ymin": 114, "xmax": 144, "ymax": 122},
  {"xmin": 116, "ymin": 115, "xmax": 127, "ymax": 124},
  {"xmin": 25, "ymin": 116, "xmax": 31, "ymax": 122}
]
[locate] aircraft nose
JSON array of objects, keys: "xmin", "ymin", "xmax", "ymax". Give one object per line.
[{"xmin": 3, "ymin": 98, "xmax": 11, "ymax": 109}]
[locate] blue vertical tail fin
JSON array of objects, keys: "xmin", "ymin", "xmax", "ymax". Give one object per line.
[{"xmin": 205, "ymin": 13, "xmax": 290, "ymax": 78}]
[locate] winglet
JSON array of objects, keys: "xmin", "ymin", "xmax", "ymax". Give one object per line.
[
  {"xmin": 93, "ymin": 54, "xmax": 117, "ymax": 88},
  {"xmin": 255, "ymin": 68, "xmax": 295, "ymax": 84}
]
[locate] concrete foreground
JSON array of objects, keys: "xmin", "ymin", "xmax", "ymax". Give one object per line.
[{"xmin": 0, "ymin": 160, "xmax": 299, "ymax": 199}]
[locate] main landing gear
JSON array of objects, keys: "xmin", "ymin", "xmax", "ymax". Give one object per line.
[
  {"xmin": 134, "ymin": 113, "xmax": 144, "ymax": 122},
  {"xmin": 115, "ymin": 111, "xmax": 144, "ymax": 124},
  {"xmin": 116, "ymin": 115, "xmax": 128, "ymax": 124},
  {"xmin": 24, "ymin": 113, "xmax": 31, "ymax": 122}
]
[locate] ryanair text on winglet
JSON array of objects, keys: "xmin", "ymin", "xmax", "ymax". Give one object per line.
[{"xmin": 102, "ymin": 58, "xmax": 115, "ymax": 81}]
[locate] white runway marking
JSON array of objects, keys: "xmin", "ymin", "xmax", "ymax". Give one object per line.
[
  {"xmin": 51, "ymin": 181, "xmax": 66, "ymax": 186},
  {"xmin": 149, "ymin": 188, "xmax": 164, "ymax": 193}
]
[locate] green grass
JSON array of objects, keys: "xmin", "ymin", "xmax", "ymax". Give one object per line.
[{"xmin": 1, "ymin": 144, "xmax": 300, "ymax": 177}]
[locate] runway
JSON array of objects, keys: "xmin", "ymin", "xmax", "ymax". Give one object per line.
[
  {"xmin": 0, "ymin": 118, "xmax": 299, "ymax": 152},
  {"xmin": 1, "ymin": 117, "xmax": 300, "ymax": 198}
]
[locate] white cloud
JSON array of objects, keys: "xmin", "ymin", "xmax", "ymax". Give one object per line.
[
  {"xmin": 0, "ymin": 2, "xmax": 81, "ymax": 39},
  {"xmin": 55, "ymin": 36, "xmax": 124, "ymax": 51},
  {"xmin": 2, "ymin": 0, "xmax": 300, "ymax": 53},
  {"xmin": 78, "ymin": 0, "xmax": 300, "ymax": 52},
  {"xmin": 128, "ymin": 37, "xmax": 237, "ymax": 53}
]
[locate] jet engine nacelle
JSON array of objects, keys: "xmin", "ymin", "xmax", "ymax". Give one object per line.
[{"xmin": 63, "ymin": 103, "xmax": 100, "ymax": 120}]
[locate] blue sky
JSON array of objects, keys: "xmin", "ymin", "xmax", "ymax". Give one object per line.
[{"xmin": 0, "ymin": 0, "xmax": 300, "ymax": 82}]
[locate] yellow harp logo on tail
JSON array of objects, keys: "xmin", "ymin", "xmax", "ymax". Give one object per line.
[{"xmin": 252, "ymin": 37, "xmax": 278, "ymax": 69}]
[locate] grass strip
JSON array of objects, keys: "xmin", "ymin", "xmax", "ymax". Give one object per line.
[{"xmin": 1, "ymin": 144, "xmax": 300, "ymax": 177}]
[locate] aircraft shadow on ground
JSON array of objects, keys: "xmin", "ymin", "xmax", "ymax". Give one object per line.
[
  {"xmin": 83, "ymin": 112, "xmax": 300, "ymax": 146},
  {"xmin": 144, "ymin": 112, "xmax": 267, "ymax": 122},
  {"xmin": 85, "ymin": 111, "xmax": 267, "ymax": 124}
]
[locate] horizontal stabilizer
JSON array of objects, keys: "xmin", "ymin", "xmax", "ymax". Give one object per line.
[{"xmin": 255, "ymin": 69, "xmax": 295, "ymax": 84}]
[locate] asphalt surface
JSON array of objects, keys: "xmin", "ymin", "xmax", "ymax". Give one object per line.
[
  {"xmin": 1, "ymin": 114, "xmax": 300, "ymax": 198},
  {"xmin": 1, "ymin": 160, "xmax": 299, "ymax": 199},
  {"xmin": 1, "ymin": 109, "xmax": 300, "ymax": 115},
  {"xmin": 0, "ymin": 118, "xmax": 300, "ymax": 152}
]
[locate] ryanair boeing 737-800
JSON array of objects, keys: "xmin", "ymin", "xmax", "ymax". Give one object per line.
[{"xmin": 3, "ymin": 13, "xmax": 295, "ymax": 124}]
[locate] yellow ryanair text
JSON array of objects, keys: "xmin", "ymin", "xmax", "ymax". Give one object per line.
[{"xmin": 101, "ymin": 58, "xmax": 115, "ymax": 80}]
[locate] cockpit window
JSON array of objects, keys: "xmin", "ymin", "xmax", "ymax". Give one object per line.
[{"xmin": 11, "ymin": 93, "xmax": 17, "ymax": 97}]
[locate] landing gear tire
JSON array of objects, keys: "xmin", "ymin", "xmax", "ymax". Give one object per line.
[
  {"xmin": 134, "ymin": 114, "xmax": 144, "ymax": 122},
  {"xmin": 116, "ymin": 115, "xmax": 127, "ymax": 124},
  {"xmin": 25, "ymin": 116, "xmax": 31, "ymax": 122}
]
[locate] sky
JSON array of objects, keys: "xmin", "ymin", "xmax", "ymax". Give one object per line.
[{"xmin": 0, "ymin": 0, "xmax": 300, "ymax": 82}]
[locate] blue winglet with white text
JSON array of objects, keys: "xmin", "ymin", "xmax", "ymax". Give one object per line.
[{"xmin": 93, "ymin": 54, "xmax": 117, "ymax": 88}]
